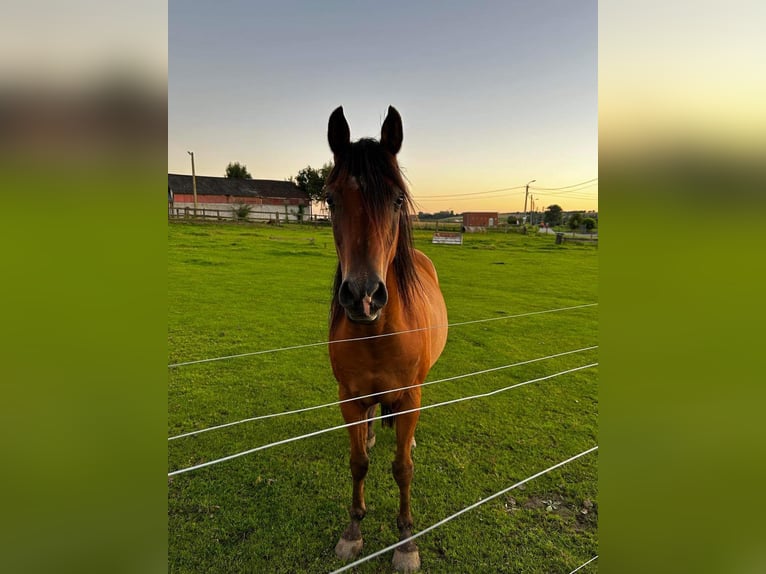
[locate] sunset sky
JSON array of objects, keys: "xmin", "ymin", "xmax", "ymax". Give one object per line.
[{"xmin": 168, "ymin": 1, "xmax": 597, "ymax": 213}]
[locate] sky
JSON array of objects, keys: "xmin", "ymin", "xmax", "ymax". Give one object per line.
[{"xmin": 169, "ymin": 1, "xmax": 597, "ymax": 213}]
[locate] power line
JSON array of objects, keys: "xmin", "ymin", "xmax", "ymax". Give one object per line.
[
  {"xmin": 167, "ymin": 363, "xmax": 597, "ymax": 476},
  {"xmin": 533, "ymin": 193, "xmax": 598, "ymax": 203},
  {"xmin": 532, "ymin": 187, "xmax": 598, "ymax": 200},
  {"xmin": 413, "ymin": 178, "xmax": 598, "ymax": 202},
  {"xmin": 532, "ymin": 190, "xmax": 598, "ymax": 198},
  {"xmin": 168, "ymin": 303, "xmax": 598, "ymax": 368},
  {"xmin": 447, "ymin": 192, "xmax": 527, "ymax": 202},
  {"xmin": 530, "ymin": 178, "xmax": 598, "ymax": 191},
  {"xmin": 328, "ymin": 446, "xmax": 599, "ymax": 574},
  {"xmin": 416, "ymin": 185, "xmax": 527, "ymax": 200},
  {"xmin": 168, "ymin": 345, "xmax": 598, "ymax": 441}
]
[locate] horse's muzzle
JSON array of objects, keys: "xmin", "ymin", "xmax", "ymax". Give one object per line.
[{"xmin": 338, "ymin": 276, "xmax": 388, "ymax": 323}]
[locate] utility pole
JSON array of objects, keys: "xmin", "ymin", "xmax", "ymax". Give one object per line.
[
  {"xmin": 187, "ymin": 151, "xmax": 198, "ymax": 211},
  {"xmin": 524, "ymin": 179, "xmax": 536, "ymax": 225}
]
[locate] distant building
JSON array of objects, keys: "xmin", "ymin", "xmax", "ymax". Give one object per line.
[
  {"xmin": 462, "ymin": 212, "xmax": 499, "ymax": 231},
  {"xmin": 168, "ymin": 174, "xmax": 310, "ymax": 221}
]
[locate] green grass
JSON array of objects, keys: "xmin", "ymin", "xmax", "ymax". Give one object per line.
[{"xmin": 168, "ymin": 221, "xmax": 598, "ymax": 573}]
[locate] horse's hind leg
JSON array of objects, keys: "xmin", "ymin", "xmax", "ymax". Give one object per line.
[
  {"xmin": 365, "ymin": 404, "xmax": 377, "ymax": 449},
  {"xmin": 335, "ymin": 401, "xmax": 370, "ymax": 561},
  {"xmin": 391, "ymin": 404, "xmax": 421, "ymax": 573}
]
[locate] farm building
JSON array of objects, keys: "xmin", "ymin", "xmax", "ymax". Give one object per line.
[
  {"xmin": 168, "ymin": 174, "xmax": 310, "ymax": 222},
  {"xmin": 462, "ymin": 211, "xmax": 499, "ymax": 231}
]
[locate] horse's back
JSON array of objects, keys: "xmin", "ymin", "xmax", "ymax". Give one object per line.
[{"xmin": 413, "ymin": 249, "xmax": 448, "ymax": 367}]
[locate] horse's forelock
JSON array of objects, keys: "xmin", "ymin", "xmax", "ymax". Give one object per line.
[{"xmin": 351, "ymin": 139, "xmax": 406, "ymax": 224}]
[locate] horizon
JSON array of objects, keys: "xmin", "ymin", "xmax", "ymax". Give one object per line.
[{"xmin": 167, "ymin": 171, "xmax": 597, "ymax": 217}]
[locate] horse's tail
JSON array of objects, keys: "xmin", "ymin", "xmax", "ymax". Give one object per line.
[{"xmin": 381, "ymin": 404, "xmax": 395, "ymax": 428}]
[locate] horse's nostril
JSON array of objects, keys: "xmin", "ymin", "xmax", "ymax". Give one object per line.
[
  {"xmin": 338, "ymin": 280, "xmax": 356, "ymax": 308},
  {"xmin": 371, "ymin": 281, "xmax": 388, "ymax": 308}
]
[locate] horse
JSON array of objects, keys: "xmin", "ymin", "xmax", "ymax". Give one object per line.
[{"xmin": 325, "ymin": 106, "xmax": 448, "ymax": 573}]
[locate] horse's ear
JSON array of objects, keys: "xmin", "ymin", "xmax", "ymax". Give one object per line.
[
  {"xmin": 328, "ymin": 106, "xmax": 350, "ymax": 158},
  {"xmin": 380, "ymin": 106, "xmax": 403, "ymax": 155}
]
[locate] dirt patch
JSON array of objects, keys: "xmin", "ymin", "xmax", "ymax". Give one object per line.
[{"xmin": 506, "ymin": 494, "xmax": 598, "ymax": 530}]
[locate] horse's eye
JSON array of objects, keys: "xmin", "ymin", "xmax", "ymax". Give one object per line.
[
  {"xmin": 394, "ymin": 195, "xmax": 404, "ymax": 209},
  {"xmin": 325, "ymin": 193, "xmax": 335, "ymax": 208}
]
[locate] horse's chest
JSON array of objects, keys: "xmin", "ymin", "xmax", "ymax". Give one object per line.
[{"xmin": 329, "ymin": 340, "xmax": 423, "ymax": 390}]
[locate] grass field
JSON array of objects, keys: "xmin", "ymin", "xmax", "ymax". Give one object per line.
[{"xmin": 168, "ymin": 221, "xmax": 598, "ymax": 573}]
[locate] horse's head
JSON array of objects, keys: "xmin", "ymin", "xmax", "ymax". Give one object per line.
[{"xmin": 325, "ymin": 106, "xmax": 415, "ymax": 324}]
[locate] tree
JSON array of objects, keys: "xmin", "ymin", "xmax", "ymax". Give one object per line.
[
  {"xmin": 567, "ymin": 212, "xmax": 583, "ymax": 232},
  {"xmin": 582, "ymin": 217, "xmax": 597, "ymax": 232},
  {"xmin": 293, "ymin": 162, "xmax": 333, "ymax": 203},
  {"xmin": 507, "ymin": 215, "xmax": 518, "ymax": 225},
  {"xmin": 543, "ymin": 204, "xmax": 563, "ymax": 227},
  {"xmin": 225, "ymin": 162, "xmax": 252, "ymax": 179},
  {"xmin": 417, "ymin": 210, "xmax": 456, "ymax": 220}
]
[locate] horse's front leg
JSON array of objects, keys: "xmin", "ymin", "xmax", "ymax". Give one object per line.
[
  {"xmin": 391, "ymin": 400, "xmax": 421, "ymax": 573},
  {"xmin": 335, "ymin": 401, "xmax": 371, "ymax": 561}
]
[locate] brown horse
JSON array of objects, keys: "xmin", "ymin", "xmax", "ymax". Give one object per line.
[{"xmin": 326, "ymin": 106, "xmax": 448, "ymax": 573}]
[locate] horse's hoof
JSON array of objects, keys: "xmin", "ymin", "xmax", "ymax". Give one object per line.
[
  {"xmin": 392, "ymin": 548, "xmax": 420, "ymax": 573},
  {"xmin": 366, "ymin": 434, "xmax": 376, "ymax": 449},
  {"xmin": 335, "ymin": 536, "xmax": 363, "ymax": 561},
  {"xmin": 411, "ymin": 436, "xmax": 417, "ymax": 449}
]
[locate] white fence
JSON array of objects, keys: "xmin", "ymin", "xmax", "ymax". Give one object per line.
[{"xmin": 169, "ymin": 204, "xmax": 318, "ymax": 223}]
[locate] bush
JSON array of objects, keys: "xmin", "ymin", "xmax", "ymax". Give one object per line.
[
  {"xmin": 567, "ymin": 212, "xmax": 583, "ymax": 231},
  {"xmin": 233, "ymin": 203, "xmax": 253, "ymax": 221}
]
